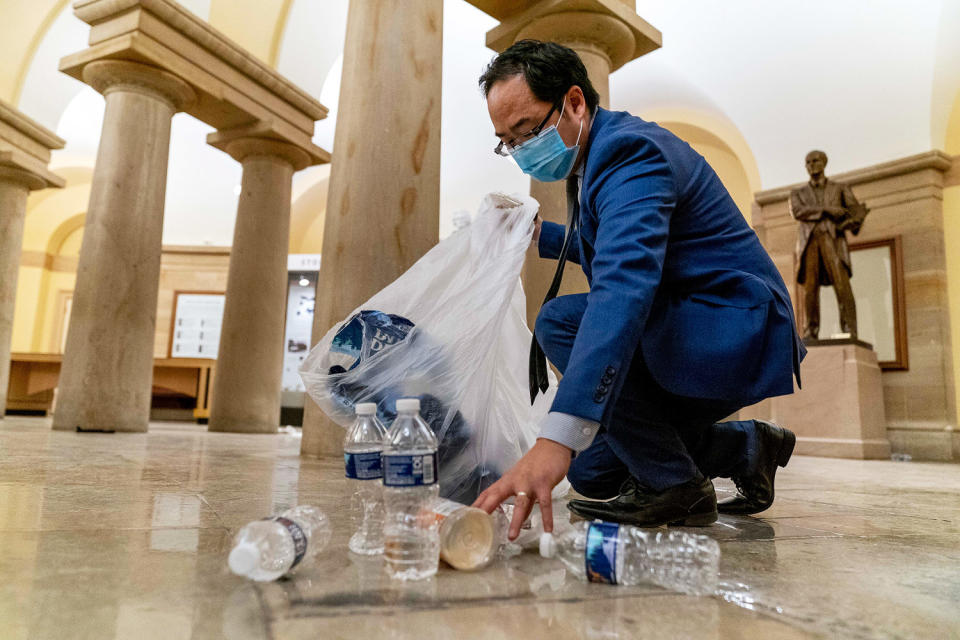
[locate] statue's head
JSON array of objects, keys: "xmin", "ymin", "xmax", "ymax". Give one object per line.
[{"xmin": 805, "ymin": 150, "xmax": 828, "ymax": 178}]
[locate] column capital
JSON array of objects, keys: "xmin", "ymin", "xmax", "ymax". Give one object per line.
[
  {"xmin": 0, "ymin": 99, "xmax": 66, "ymax": 191},
  {"xmin": 223, "ymin": 137, "xmax": 312, "ymax": 171},
  {"xmin": 0, "ymin": 165, "xmax": 48, "ymax": 191},
  {"xmin": 82, "ymin": 60, "xmax": 196, "ymax": 112},
  {"xmin": 517, "ymin": 11, "xmax": 635, "ymax": 70},
  {"xmin": 207, "ymin": 123, "xmax": 326, "ymax": 171},
  {"xmin": 483, "ymin": 0, "xmax": 661, "ymax": 72}
]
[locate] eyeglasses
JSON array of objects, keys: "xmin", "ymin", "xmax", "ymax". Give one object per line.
[{"xmin": 494, "ymin": 99, "xmax": 562, "ymax": 157}]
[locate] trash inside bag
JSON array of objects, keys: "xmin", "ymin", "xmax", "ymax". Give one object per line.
[{"xmin": 300, "ymin": 193, "xmax": 561, "ymax": 504}]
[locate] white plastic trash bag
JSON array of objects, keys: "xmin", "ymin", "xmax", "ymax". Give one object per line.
[{"xmin": 300, "ymin": 193, "xmax": 561, "ymax": 504}]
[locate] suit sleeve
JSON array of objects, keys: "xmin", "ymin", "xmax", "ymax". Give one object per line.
[
  {"xmin": 537, "ymin": 221, "xmax": 582, "ymax": 265},
  {"xmin": 548, "ymin": 137, "xmax": 677, "ymax": 427}
]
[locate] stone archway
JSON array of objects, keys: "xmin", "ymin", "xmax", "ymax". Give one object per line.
[{"xmin": 289, "ymin": 173, "xmax": 329, "ymax": 255}]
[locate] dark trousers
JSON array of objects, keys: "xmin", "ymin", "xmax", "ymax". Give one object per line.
[
  {"xmin": 801, "ymin": 227, "xmax": 857, "ymax": 339},
  {"xmin": 536, "ymin": 294, "xmax": 762, "ymax": 495}
]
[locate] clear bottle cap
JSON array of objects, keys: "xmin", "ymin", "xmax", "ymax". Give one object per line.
[
  {"xmin": 395, "ymin": 398, "xmax": 420, "ymax": 412},
  {"xmin": 355, "ymin": 402, "xmax": 377, "ymax": 415},
  {"xmin": 228, "ymin": 542, "xmax": 259, "ymax": 576},
  {"xmin": 539, "ymin": 532, "xmax": 557, "ymax": 558}
]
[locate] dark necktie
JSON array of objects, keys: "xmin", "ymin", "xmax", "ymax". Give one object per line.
[{"xmin": 529, "ymin": 175, "xmax": 581, "ymax": 403}]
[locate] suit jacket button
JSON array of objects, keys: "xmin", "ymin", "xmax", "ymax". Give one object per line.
[
  {"xmin": 605, "ymin": 366, "xmax": 616, "ymax": 376},
  {"xmin": 601, "ymin": 375, "xmax": 613, "ymax": 385},
  {"xmin": 597, "ymin": 384, "xmax": 608, "ymax": 394},
  {"xmin": 593, "ymin": 392, "xmax": 604, "ymax": 403}
]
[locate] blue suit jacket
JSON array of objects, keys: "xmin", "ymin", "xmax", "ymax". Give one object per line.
[{"xmin": 539, "ymin": 108, "xmax": 804, "ymax": 425}]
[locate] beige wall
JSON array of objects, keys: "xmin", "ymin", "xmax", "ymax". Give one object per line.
[{"xmin": 12, "ymin": 242, "xmax": 231, "ymax": 359}]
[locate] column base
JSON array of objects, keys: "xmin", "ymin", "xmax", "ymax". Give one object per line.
[{"xmin": 208, "ymin": 419, "xmax": 279, "ymax": 435}]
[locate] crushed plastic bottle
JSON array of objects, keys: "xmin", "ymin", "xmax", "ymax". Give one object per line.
[
  {"xmin": 539, "ymin": 521, "xmax": 719, "ymax": 596},
  {"xmin": 427, "ymin": 497, "xmax": 508, "ymax": 571},
  {"xmin": 382, "ymin": 397, "xmax": 440, "ymax": 581},
  {"xmin": 344, "ymin": 402, "xmax": 389, "ymax": 555},
  {"xmin": 228, "ymin": 505, "xmax": 331, "ymax": 582}
]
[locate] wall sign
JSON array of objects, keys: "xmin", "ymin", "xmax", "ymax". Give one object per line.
[{"xmin": 170, "ymin": 292, "xmax": 224, "ymax": 359}]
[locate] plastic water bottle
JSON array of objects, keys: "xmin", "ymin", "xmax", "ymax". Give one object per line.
[
  {"xmin": 344, "ymin": 402, "xmax": 388, "ymax": 555},
  {"xmin": 228, "ymin": 506, "xmax": 331, "ymax": 582},
  {"xmin": 382, "ymin": 397, "xmax": 440, "ymax": 580},
  {"xmin": 427, "ymin": 497, "xmax": 509, "ymax": 571},
  {"xmin": 539, "ymin": 521, "xmax": 720, "ymax": 596}
]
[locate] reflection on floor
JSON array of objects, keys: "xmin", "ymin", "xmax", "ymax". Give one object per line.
[{"xmin": 2, "ymin": 416, "xmax": 958, "ymax": 639}]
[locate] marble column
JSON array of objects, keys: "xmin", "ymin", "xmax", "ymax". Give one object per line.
[
  {"xmin": 513, "ymin": 14, "xmax": 636, "ymax": 327},
  {"xmin": 53, "ymin": 60, "xmax": 195, "ymax": 432},
  {"xmin": 0, "ymin": 172, "xmax": 40, "ymax": 417},
  {"xmin": 301, "ymin": 0, "xmax": 444, "ymax": 456},
  {"xmin": 208, "ymin": 138, "xmax": 310, "ymax": 434},
  {"xmin": 0, "ymin": 101, "xmax": 64, "ymax": 419}
]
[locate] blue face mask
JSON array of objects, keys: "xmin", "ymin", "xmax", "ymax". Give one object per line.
[{"xmin": 508, "ymin": 98, "xmax": 583, "ymax": 182}]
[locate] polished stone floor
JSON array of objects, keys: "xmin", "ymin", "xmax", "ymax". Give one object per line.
[{"xmin": 2, "ymin": 416, "xmax": 959, "ymax": 640}]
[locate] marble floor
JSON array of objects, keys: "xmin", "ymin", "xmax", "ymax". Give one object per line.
[{"xmin": 1, "ymin": 417, "xmax": 959, "ymax": 640}]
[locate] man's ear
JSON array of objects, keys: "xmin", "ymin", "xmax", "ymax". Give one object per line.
[{"xmin": 568, "ymin": 86, "xmax": 588, "ymax": 117}]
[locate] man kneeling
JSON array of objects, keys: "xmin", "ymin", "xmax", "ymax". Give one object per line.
[{"xmin": 471, "ymin": 41, "xmax": 805, "ymax": 540}]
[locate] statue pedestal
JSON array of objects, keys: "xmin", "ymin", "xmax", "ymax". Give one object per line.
[{"xmin": 749, "ymin": 340, "xmax": 891, "ymax": 459}]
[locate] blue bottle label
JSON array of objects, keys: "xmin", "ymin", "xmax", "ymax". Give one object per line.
[
  {"xmin": 344, "ymin": 451, "xmax": 382, "ymax": 480},
  {"xmin": 585, "ymin": 521, "xmax": 619, "ymax": 584},
  {"xmin": 382, "ymin": 452, "xmax": 437, "ymax": 487},
  {"xmin": 268, "ymin": 516, "xmax": 307, "ymax": 569}
]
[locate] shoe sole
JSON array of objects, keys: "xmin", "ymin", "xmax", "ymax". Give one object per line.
[
  {"xmin": 567, "ymin": 502, "xmax": 718, "ymax": 528},
  {"xmin": 669, "ymin": 511, "xmax": 718, "ymax": 526}
]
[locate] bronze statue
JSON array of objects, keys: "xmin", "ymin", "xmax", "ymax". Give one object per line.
[{"xmin": 789, "ymin": 150, "xmax": 868, "ymax": 340}]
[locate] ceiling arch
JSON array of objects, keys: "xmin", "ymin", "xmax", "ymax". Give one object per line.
[
  {"xmin": 22, "ymin": 183, "xmax": 91, "ymax": 252},
  {"xmin": 1, "ymin": 0, "xmax": 67, "ymax": 104},
  {"xmin": 290, "ymin": 172, "xmax": 330, "ymax": 254},
  {"xmin": 46, "ymin": 213, "xmax": 86, "ymax": 257}
]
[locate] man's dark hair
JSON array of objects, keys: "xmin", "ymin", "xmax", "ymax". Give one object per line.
[{"xmin": 478, "ymin": 40, "xmax": 600, "ymax": 113}]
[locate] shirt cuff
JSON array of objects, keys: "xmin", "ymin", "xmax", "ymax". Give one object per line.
[{"xmin": 537, "ymin": 411, "xmax": 601, "ymax": 453}]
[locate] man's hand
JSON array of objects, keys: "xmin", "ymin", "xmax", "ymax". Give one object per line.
[
  {"xmin": 531, "ymin": 214, "xmax": 543, "ymax": 247},
  {"xmin": 472, "ymin": 438, "xmax": 571, "ymax": 540}
]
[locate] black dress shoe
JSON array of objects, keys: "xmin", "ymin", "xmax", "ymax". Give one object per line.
[
  {"xmin": 718, "ymin": 420, "xmax": 796, "ymax": 516},
  {"xmin": 567, "ymin": 476, "xmax": 717, "ymax": 527}
]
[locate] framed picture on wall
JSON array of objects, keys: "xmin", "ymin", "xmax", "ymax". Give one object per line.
[
  {"xmin": 169, "ymin": 292, "xmax": 225, "ymax": 359},
  {"xmin": 818, "ymin": 236, "xmax": 908, "ymax": 369}
]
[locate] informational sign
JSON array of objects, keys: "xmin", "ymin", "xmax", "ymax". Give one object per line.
[{"xmin": 170, "ymin": 293, "xmax": 224, "ymax": 358}]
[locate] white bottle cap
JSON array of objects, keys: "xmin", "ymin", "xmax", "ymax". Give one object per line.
[
  {"xmin": 396, "ymin": 398, "xmax": 420, "ymax": 412},
  {"xmin": 539, "ymin": 532, "xmax": 557, "ymax": 558},
  {"xmin": 228, "ymin": 542, "xmax": 259, "ymax": 576},
  {"xmin": 355, "ymin": 402, "xmax": 377, "ymax": 415}
]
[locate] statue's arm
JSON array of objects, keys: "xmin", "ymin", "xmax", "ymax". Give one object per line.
[
  {"xmin": 839, "ymin": 185, "xmax": 867, "ymax": 234},
  {"xmin": 790, "ymin": 190, "xmax": 820, "ymax": 221},
  {"xmin": 841, "ymin": 185, "xmax": 862, "ymax": 209},
  {"xmin": 823, "ymin": 187, "xmax": 854, "ymax": 220}
]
